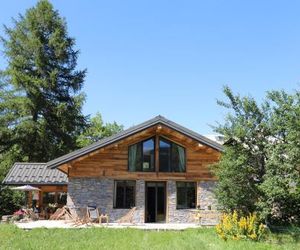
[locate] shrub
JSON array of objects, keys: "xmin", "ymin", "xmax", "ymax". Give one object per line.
[{"xmin": 216, "ymin": 211, "xmax": 266, "ymax": 241}]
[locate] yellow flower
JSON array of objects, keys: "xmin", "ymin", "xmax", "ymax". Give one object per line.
[
  {"xmin": 215, "ymin": 211, "xmax": 265, "ymax": 241},
  {"xmin": 232, "ymin": 210, "xmax": 238, "ymax": 224},
  {"xmin": 238, "ymin": 217, "xmax": 247, "ymax": 230},
  {"xmin": 248, "ymin": 233, "xmax": 257, "ymax": 240}
]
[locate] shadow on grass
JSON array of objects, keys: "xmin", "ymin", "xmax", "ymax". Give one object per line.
[{"xmin": 268, "ymin": 226, "xmax": 300, "ymax": 244}]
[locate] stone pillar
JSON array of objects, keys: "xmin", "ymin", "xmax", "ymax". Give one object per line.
[
  {"xmin": 198, "ymin": 181, "xmax": 218, "ymax": 210},
  {"xmin": 198, "ymin": 181, "xmax": 220, "ymax": 225},
  {"xmin": 133, "ymin": 180, "xmax": 145, "ymax": 223},
  {"xmin": 167, "ymin": 180, "xmax": 176, "ymax": 223}
]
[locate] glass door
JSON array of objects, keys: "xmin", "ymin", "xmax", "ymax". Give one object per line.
[{"xmin": 145, "ymin": 182, "xmax": 166, "ymax": 223}]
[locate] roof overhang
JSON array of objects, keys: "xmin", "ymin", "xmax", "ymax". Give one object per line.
[{"xmin": 47, "ymin": 115, "xmax": 224, "ymax": 169}]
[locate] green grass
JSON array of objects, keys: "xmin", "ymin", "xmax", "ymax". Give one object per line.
[{"xmin": 0, "ymin": 224, "xmax": 299, "ymax": 250}]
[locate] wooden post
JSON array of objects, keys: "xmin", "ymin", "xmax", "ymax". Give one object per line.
[
  {"xmin": 39, "ymin": 190, "xmax": 43, "ymax": 208},
  {"xmin": 155, "ymin": 134, "xmax": 159, "ymax": 173},
  {"xmin": 28, "ymin": 191, "xmax": 32, "ymax": 208}
]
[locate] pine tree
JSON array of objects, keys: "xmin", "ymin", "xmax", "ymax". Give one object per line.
[
  {"xmin": 0, "ymin": 0, "xmax": 87, "ymax": 162},
  {"xmin": 0, "ymin": 0, "xmax": 87, "ymax": 216}
]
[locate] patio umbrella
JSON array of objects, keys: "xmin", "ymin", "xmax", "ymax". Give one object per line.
[
  {"xmin": 11, "ymin": 185, "xmax": 41, "ymax": 208},
  {"xmin": 11, "ymin": 185, "xmax": 41, "ymax": 191}
]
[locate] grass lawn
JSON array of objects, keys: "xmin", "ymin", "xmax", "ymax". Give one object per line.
[{"xmin": 0, "ymin": 224, "xmax": 299, "ymax": 250}]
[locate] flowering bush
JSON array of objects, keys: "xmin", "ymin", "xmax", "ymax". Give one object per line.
[{"xmin": 216, "ymin": 211, "xmax": 266, "ymax": 241}]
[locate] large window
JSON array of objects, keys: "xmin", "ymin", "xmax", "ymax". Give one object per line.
[
  {"xmin": 176, "ymin": 182, "xmax": 196, "ymax": 209},
  {"xmin": 114, "ymin": 181, "xmax": 136, "ymax": 209},
  {"xmin": 128, "ymin": 137, "xmax": 186, "ymax": 172},
  {"xmin": 128, "ymin": 138, "xmax": 155, "ymax": 172},
  {"xmin": 159, "ymin": 138, "xmax": 186, "ymax": 172}
]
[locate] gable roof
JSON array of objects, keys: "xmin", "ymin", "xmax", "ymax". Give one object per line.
[
  {"xmin": 47, "ymin": 115, "xmax": 223, "ymax": 169},
  {"xmin": 3, "ymin": 163, "xmax": 68, "ymax": 185}
]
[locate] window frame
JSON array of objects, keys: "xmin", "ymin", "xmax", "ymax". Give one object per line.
[
  {"xmin": 159, "ymin": 137, "xmax": 186, "ymax": 173},
  {"xmin": 113, "ymin": 180, "xmax": 136, "ymax": 209},
  {"xmin": 128, "ymin": 137, "xmax": 156, "ymax": 172},
  {"xmin": 176, "ymin": 181, "xmax": 197, "ymax": 209}
]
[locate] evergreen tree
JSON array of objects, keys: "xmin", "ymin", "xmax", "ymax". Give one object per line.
[
  {"xmin": 0, "ymin": 0, "xmax": 86, "ymax": 216},
  {"xmin": 0, "ymin": 0, "xmax": 87, "ymax": 162}
]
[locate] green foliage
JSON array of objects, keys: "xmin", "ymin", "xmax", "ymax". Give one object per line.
[
  {"xmin": 216, "ymin": 211, "xmax": 266, "ymax": 241},
  {"xmin": 257, "ymin": 91, "xmax": 300, "ymax": 225},
  {"xmin": 0, "ymin": 148, "xmax": 26, "ymax": 217},
  {"xmin": 0, "ymin": 0, "xmax": 87, "ymax": 162},
  {"xmin": 0, "ymin": 187, "xmax": 24, "ymax": 217},
  {"xmin": 0, "ymin": 0, "xmax": 87, "ymax": 216},
  {"xmin": 77, "ymin": 112, "xmax": 123, "ymax": 147},
  {"xmin": 0, "ymin": 1, "xmax": 124, "ymax": 217},
  {"xmin": 212, "ymin": 146, "xmax": 258, "ymax": 213},
  {"xmin": 213, "ymin": 86, "xmax": 300, "ymax": 226}
]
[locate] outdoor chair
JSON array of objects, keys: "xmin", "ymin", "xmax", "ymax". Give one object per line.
[
  {"xmin": 25, "ymin": 209, "xmax": 39, "ymax": 221},
  {"xmin": 99, "ymin": 214, "xmax": 109, "ymax": 224},
  {"xmin": 117, "ymin": 207, "xmax": 136, "ymax": 224},
  {"xmin": 71, "ymin": 207, "xmax": 89, "ymax": 226},
  {"xmin": 87, "ymin": 206, "xmax": 100, "ymax": 223}
]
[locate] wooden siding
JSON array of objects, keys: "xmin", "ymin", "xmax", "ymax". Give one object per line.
[{"xmin": 68, "ymin": 125, "xmax": 220, "ymax": 181}]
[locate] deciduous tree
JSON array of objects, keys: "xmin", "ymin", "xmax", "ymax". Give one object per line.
[{"xmin": 213, "ymin": 86, "xmax": 300, "ymax": 225}]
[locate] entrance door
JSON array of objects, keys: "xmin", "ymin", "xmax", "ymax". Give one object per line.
[{"xmin": 145, "ymin": 182, "xmax": 166, "ymax": 223}]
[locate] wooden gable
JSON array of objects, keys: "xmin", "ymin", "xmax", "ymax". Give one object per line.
[{"xmin": 65, "ymin": 124, "xmax": 220, "ymax": 181}]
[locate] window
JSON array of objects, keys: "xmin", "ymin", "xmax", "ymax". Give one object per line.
[
  {"xmin": 128, "ymin": 138, "xmax": 155, "ymax": 172},
  {"xmin": 159, "ymin": 139, "xmax": 171, "ymax": 172},
  {"xmin": 159, "ymin": 138, "xmax": 186, "ymax": 172},
  {"xmin": 57, "ymin": 192, "xmax": 67, "ymax": 205},
  {"xmin": 42, "ymin": 192, "xmax": 56, "ymax": 205},
  {"xmin": 114, "ymin": 181, "xmax": 136, "ymax": 208},
  {"xmin": 128, "ymin": 136, "xmax": 186, "ymax": 172},
  {"xmin": 176, "ymin": 182, "xmax": 196, "ymax": 209}
]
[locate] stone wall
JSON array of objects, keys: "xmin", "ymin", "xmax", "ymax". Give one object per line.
[
  {"xmin": 167, "ymin": 180, "xmax": 195, "ymax": 223},
  {"xmin": 67, "ymin": 177, "xmax": 219, "ymax": 225},
  {"xmin": 167, "ymin": 180, "xmax": 220, "ymax": 224},
  {"xmin": 67, "ymin": 178, "xmax": 145, "ymax": 223},
  {"xmin": 198, "ymin": 181, "xmax": 220, "ymax": 225}
]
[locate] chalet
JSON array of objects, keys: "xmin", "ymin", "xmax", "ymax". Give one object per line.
[{"xmin": 4, "ymin": 116, "xmax": 223, "ymax": 224}]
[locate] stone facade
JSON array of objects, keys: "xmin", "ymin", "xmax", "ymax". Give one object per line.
[
  {"xmin": 67, "ymin": 177, "xmax": 219, "ymax": 224},
  {"xmin": 167, "ymin": 181, "xmax": 220, "ymax": 224},
  {"xmin": 67, "ymin": 178, "xmax": 145, "ymax": 223},
  {"xmin": 198, "ymin": 181, "xmax": 220, "ymax": 225},
  {"xmin": 167, "ymin": 180, "xmax": 195, "ymax": 223}
]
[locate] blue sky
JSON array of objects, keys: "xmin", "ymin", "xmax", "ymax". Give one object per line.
[{"xmin": 0, "ymin": 1, "xmax": 299, "ymax": 134}]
